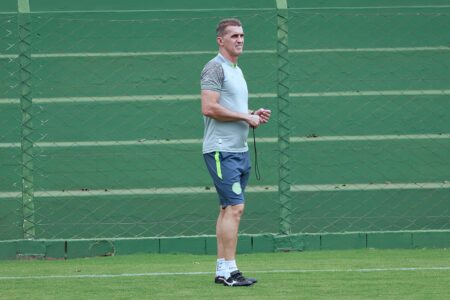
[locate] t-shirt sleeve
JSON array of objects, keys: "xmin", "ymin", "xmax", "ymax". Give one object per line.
[{"xmin": 200, "ymin": 61, "xmax": 224, "ymax": 92}]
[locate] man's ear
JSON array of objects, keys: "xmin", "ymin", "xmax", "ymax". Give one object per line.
[{"xmin": 216, "ymin": 36, "xmax": 223, "ymax": 46}]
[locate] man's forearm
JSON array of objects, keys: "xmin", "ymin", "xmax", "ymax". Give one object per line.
[{"xmin": 204, "ymin": 102, "xmax": 251, "ymax": 122}]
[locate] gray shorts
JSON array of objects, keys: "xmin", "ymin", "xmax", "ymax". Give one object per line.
[{"xmin": 203, "ymin": 151, "xmax": 251, "ymax": 208}]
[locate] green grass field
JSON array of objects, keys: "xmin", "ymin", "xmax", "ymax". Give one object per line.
[{"xmin": 0, "ymin": 248, "xmax": 449, "ymax": 299}]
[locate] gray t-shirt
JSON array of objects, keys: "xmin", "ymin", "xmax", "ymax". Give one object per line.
[{"xmin": 200, "ymin": 54, "xmax": 249, "ymax": 153}]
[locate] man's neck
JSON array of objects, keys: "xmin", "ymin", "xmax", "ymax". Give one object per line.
[{"xmin": 219, "ymin": 50, "xmax": 238, "ymax": 64}]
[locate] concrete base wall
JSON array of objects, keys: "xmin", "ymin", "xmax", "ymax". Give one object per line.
[{"xmin": 1, "ymin": 230, "xmax": 449, "ymax": 260}]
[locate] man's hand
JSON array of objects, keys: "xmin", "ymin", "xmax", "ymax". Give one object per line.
[
  {"xmin": 254, "ymin": 108, "xmax": 271, "ymax": 124},
  {"xmin": 247, "ymin": 114, "xmax": 260, "ymax": 128}
]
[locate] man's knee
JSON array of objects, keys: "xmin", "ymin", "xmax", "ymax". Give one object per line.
[{"xmin": 226, "ymin": 204, "xmax": 244, "ymax": 221}]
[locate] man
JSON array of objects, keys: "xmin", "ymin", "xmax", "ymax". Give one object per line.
[{"xmin": 200, "ymin": 18, "xmax": 271, "ymax": 287}]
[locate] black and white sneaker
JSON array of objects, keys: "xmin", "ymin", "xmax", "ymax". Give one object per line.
[
  {"xmin": 223, "ymin": 270, "xmax": 255, "ymax": 287},
  {"xmin": 214, "ymin": 273, "xmax": 258, "ymax": 284},
  {"xmin": 215, "ymin": 273, "xmax": 257, "ymax": 284}
]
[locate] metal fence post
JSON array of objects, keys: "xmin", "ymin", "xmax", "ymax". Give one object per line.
[
  {"xmin": 276, "ymin": 0, "xmax": 292, "ymax": 235},
  {"xmin": 18, "ymin": 0, "xmax": 35, "ymax": 239}
]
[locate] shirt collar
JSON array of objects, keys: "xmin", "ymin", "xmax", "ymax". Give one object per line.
[{"xmin": 218, "ymin": 53, "xmax": 238, "ymax": 68}]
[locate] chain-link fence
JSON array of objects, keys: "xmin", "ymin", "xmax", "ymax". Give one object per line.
[
  {"xmin": 287, "ymin": 6, "xmax": 450, "ymax": 234},
  {"xmin": 1, "ymin": 14, "xmax": 22, "ymax": 240},
  {"xmin": 1, "ymin": 2, "xmax": 449, "ymax": 242}
]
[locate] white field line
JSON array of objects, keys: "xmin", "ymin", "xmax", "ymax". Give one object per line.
[
  {"xmin": 1, "ymin": 182, "xmax": 449, "ymax": 199},
  {"xmin": 290, "ymin": 133, "xmax": 450, "ymax": 142},
  {"xmin": 290, "ymin": 46, "xmax": 450, "ymax": 53},
  {"xmin": 0, "ymin": 98, "xmax": 17, "ymax": 104},
  {"xmin": 0, "ymin": 54, "xmax": 17, "ymax": 59},
  {"xmin": 33, "ymin": 49, "xmax": 274, "ymax": 58},
  {"xmin": 0, "ymin": 186, "xmax": 275, "ymax": 199},
  {"xmin": 290, "ymin": 182, "xmax": 450, "ymax": 192},
  {"xmin": 26, "ymin": 8, "xmax": 276, "ymax": 14},
  {"xmin": 1, "ymin": 134, "xmax": 450, "ymax": 149},
  {"xmin": 1, "ymin": 89, "xmax": 450, "ymax": 105},
  {"xmin": 289, "ymin": 5, "xmax": 450, "ymax": 10},
  {"xmin": 5, "ymin": 4, "xmax": 450, "ymax": 14},
  {"xmin": 0, "ymin": 139, "xmax": 202, "ymax": 148},
  {"xmin": 0, "ymin": 266, "xmax": 449, "ymax": 280},
  {"xmin": 289, "ymin": 89, "xmax": 450, "ymax": 98},
  {"xmin": 291, "ymin": 5, "xmax": 450, "ymax": 10},
  {"xmin": 0, "ymin": 46, "xmax": 449, "ymax": 60},
  {"xmin": 38, "ymin": 94, "xmax": 200, "ymax": 103},
  {"xmin": 0, "ymin": 93, "xmax": 269, "ymax": 104},
  {"xmin": 1, "ymin": 133, "xmax": 450, "ymax": 149}
]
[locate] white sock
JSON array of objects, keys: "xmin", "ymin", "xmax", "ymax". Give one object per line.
[
  {"xmin": 216, "ymin": 258, "xmax": 226, "ymax": 277},
  {"xmin": 224, "ymin": 260, "xmax": 238, "ymax": 278}
]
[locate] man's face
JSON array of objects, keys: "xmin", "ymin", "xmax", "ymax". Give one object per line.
[{"xmin": 218, "ymin": 25, "xmax": 244, "ymax": 57}]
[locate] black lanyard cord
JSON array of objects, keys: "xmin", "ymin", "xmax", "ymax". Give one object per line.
[{"xmin": 252, "ymin": 127, "xmax": 261, "ymax": 181}]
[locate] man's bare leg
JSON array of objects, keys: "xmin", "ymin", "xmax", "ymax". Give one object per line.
[{"xmin": 217, "ymin": 204, "xmax": 244, "ymax": 261}]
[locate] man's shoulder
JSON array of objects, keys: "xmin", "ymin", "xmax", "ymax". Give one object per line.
[
  {"xmin": 201, "ymin": 56, "xmax": 225, "ymax": 80},
  {"xmin": 202, "ymin": 56, "xmax": 223, "ymax": 71}
]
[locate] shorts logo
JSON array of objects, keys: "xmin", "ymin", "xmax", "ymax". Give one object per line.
[{"xmin": 232, "ymin": 182, "xmax": 242, "ymax": 195}]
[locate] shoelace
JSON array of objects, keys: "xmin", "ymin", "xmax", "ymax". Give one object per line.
[{"xmin": 233, "ymin": 272, "xmax": 245, "ymax": 281}]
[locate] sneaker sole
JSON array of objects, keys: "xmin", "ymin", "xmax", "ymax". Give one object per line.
[
  {"xmin": 215, "ymin": 277, "xmax": 257, "ymax": 284},
  {"xmin": 223, "ymin": 280, "xmax": 254, "ymax": 287}
]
